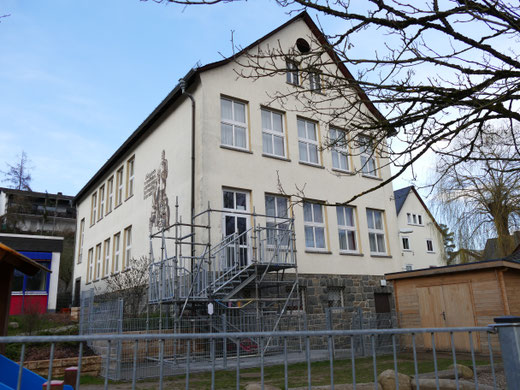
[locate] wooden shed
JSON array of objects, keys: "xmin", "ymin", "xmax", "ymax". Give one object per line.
[{"xmin": 386, "ymin": 259, "xmax": 520, "ymax": 352}]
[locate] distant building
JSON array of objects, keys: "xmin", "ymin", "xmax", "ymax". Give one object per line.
[{"xmin": 0, "ymin": 187, "xmax": 76, "ymax": 234}]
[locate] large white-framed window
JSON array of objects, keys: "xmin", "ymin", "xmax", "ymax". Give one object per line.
[
  {"xmin": 426, "ymin": 239, "xmax": 434, "ymax": 253},
  {"xmin": 358, "ymin": 136, "xmax": 378, "ymax": 177},
  {"xmin": 112, "ymin": 232, "xmax": 121, "ymax": 273},
  {"xmin": 402, "ymin": 236, "xmax": 411, "ymax": 251},
  {"xmin": 298, "ymin": 118, "xmax": 320, "ymax": 165},
  {"xmin": 95, "ymin": 243, "xmax": 102, "ymax": 280},
  {"xmin": 330, "ymin": 128, "xmax": 349, "ymax": 172},
  {"xmin": 98, "ymin": 185, "xmax": 105, "ymax": 220},
  {"xmin": 77, "ymin": 218, "xmax": 85, "ymax": 264},
  {"xmin": 336, "ymin": 206, "xmax": 358, "ymax": 253},
  {"xmin": 286, "ymin": 60, "xmax": 299, "ymax": 85},
  {"xmin": 103, "ymin": 238, "xmax": 111, "ymax": 277},
  {"xmin": 366, "ymin": 209, "xmax": 387, "ymax": 255},
  {"xmin": 265, "ymin": 194, "xmax": 290, "ymax": 247},
  {"xmin": 116, "ymin": 166, "xmax": 124, "ymax": 206},
  {"xmin": 106, "ymin": 176, "xmax": 114, "ymax": 214},
  {"xmin": 126, "ymin": 157, "xmax": 135, "ymax": 199},
  {"xmin": 87, "ymin": 248, "xmax": 94, "ymax": 283},
  {"xmin": 303, "ymin": 201, "xmax": 326, "ymax": 250},
  {"xmin": 124, "ymin": 226, "xmax": 132, "ymax": 269},
  {"xmin": 90, "ymin": 192, "xmax": 97, "ymax": 226},
  {"xmin": 261, "ymin": 108, "xmax": 286, "ymax": 158},
  {"xmin": 309, "ymin": 71, "xmax": 321, "ymax": 93},
  {"xmin": 221, "ymin": 97, "xmax": 248, "ymax": 150}
]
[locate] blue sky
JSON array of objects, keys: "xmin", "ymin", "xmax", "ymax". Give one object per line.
[{"xmin": 0, "ymin": 0, "xmax": 417, "ymax": 196}]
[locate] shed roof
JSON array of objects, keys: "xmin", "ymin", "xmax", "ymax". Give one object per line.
[
  {"xmin": 0, "ymin": 243, "xmax": 51, "ymax": 276},
  {"xmin": 386, "ymin": 258, "xmax": 520, "ymax": 280}
]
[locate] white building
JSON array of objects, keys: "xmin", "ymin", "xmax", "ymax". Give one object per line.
[
  {"xmin": 394, "ymin": 186, "xmax": 445, "ymax": 270},
  {"xmin": 72, "ymin": 12, "xmax": 442, "ymax": 315}
]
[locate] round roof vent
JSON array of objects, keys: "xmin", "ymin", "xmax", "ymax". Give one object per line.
[{"xmin": 296, "ymin": 38, "xmax": 311, "ymax": 54}]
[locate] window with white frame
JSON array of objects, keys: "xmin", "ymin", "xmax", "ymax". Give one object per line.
[
  {"xmin": 327, "ymin": 287, "xmax": 344, "ymax": 308},
  {"xmin": 95, "ymin": 243, "xmax": 102, "ymax": 280},
  {"xmin": 221, "ymin": 97, "xmax": 248, "ymax": 150},
  {"xmin": 77, "ymin": 218, "xmax": 85, "ymax": 264},
  {"xmin": 358, "ymin": 136, "xmax": 377, "ymax": 176},
  {"xmin": 309, "ymin": 71, "xmax": 321, "ymax": 93},
  {"xmin": 127, "ymin": 157, "xmax": 135, "ymax": 199},
  {"xmin": 303, "ymin": 202, "xmax": 326, "ymax": 250},
  {"xmin": 98, "ymin": 185, "xmax": 105, "ymax": 220},
  {"xmin": 116, "ymin": 167, "xmax": 124, "ymax": 206},
  {"xmin": 113, "ymin": 233, "xmax": 121, "ymax": 273},
  {"xmin": 90, "ymin": 192, "xmax": 97, "ymax": 225},
  {"xmin": 426, "ymin": 239, "xmax": 434, "ymax": 252},
  {"xmin": 103, "ymin": 238, "xmax": 110, "ymax": 277},
  {"xmin": 261, "ymin": 108, "xmax": 286, "ymax": 157},
  {"xmin": 124, "ymin": 226, "xmax": 132, "ymax": 269},
  {"xmin": 330, "ymin": 128, "xmax": 349, "ymax": 171},
  {"xmin": 107, "ymin": 176, "xmax": 114, "ymax": 214},
  {"xmin": 265, "ymin": 194, "xmax": 290, "ymax": 246},
  {"xmin": 407, "ymin": 213, "xmax": 423, "ymax": 226},
  {"xmin": 402, "ymin": 236, "xmax": 411, "ymax": 251},
  {"xmin": 366, "ymin": 209, "xmax": 387, "ymax": 255},
  {"xmin": 87, "ymin": 248, "xmax": 94, "ymax": 283},
  {"xmin": 336, "ymin": 206, "xmax": 357, "ymax": 253},
  {"xmin": 286, "ymin": 60, "xmax": 299, "ymax": 85},
  {"xmin": 298, "ymin": 118, "xmax": 320, "ymax": 165}
]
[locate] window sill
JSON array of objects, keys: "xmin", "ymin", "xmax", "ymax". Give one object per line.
[
  {"xmin": 97, "ymin": 217, "xmax": 103, "ymax": 222},
  {"xmin": 101, "ymin": 276, "xmax": 109, "ymax": 280},
  {"xmin": 427, "ymin": 251, "xmax": 436, "ymax": 254},
  {"xmin": 286, "ymin": 81, "xmax": 303, "ymax": 89},
  {"xmin": 305, "ymin": 249, "xmax": 332, "ymax": 254},
  {"xmin": 89, "ymin": 223, "xmax": 95, "ymax": 228},
  {"xmin": 299, "ymin": 161, "xmax": 324, "ymax": 169},
  {"xmin": 362, "ymin": 174, "xmax": 382, "ymax": 181},
  {"xmin": 408, "ymin": 223, "xmax": 423, "ymax": 227},
  {"xmin": 220, "ymin": 145, "xmax": 253, "ymax": 154},
  {"xmin": 339, "ymin": 251, "xmax": 364, "ymax": 257},
  {"xmin": 370, "ymin": 254, "xmax": 392, "ymax": 259},
  {"xmin": 262, "ymin": 153, "xmax": 290, "ymax": 162},
  {"xmin": 332, "ymin": 168, "xmax": 354, "ymax": 175},
  {"xmin": 402, "ymin": 249, "xmax": 412, "ymax": 252},
  {"xmin": 105, "ymin": 210, "xmax": 113, "ymax": 217},
  {"xmin": 125, "ymin": 194, "xmax": 134, "ymax": 202},
  {"xmin": 114, "ymin": 203, "xmax": 122, "ymax": 210}
]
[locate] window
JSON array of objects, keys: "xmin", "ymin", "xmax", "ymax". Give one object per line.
[
  {"xmin": 87, "ymin": 248, "xmax": 94, "ymax": 283},
  {"xmin": 366, "ymin": 209, "xmax": 387, "ymax": 255},
  {"xmin": 107, "ymin": 176, "xmax": 114, "ymax": 214},
  {"xmin": 90, "ymin": 192, "xmax": 97, "ymax": 225},
  {"xmin": 103, "ymin": 238, "xmax": 110, "ymax": 277},
  {"xmin": 407, "ymin": 213, "xmax": 423, "ymax": 226},
  {"xmin": 124, "ymin": 226, "xmax": 132, "ymax": 269},
  {"xmin": 358, "ymin": 136, "xmax": 377, "ymax": 176},
  {"xmin": 426, "ymin": 239, "xmax": 434, "ymax": 252},
  {"xmin": 327, "ymin": 287, "xmax": 344, "ymax": 308},
  {"xmin": 116, "ymin": 166, "xmax": 124, "ymax": 206},
  {"xmin": 113, "ymin": 233, "xmax": 121, "ymax": 273},
  {"xmin": 98, "ymin": 185, "xmax": 105, "ymax": 220},
  {"xmin": 95, "ymin": 243, "xmax": 102, "ymax": 280},
  {"xmin": 330, "ymin": 128, "xmax": 349, "ymax": 171},
  {"xmin": 418, "ymin": 215, "xmax": 423, "ymax": 225},
  {"xmin": 298, "ymin": 118, "xmax": 320, "ymax": 165},
  {"xmin": 262, "ymin": 108, "xmax": 286, "ymax": 157},
  {"xmin": 303, "ymin": 202, "xmax": 326, "ymax": 250},
  {"xmin": 12, "ymin": 262, "xmax": 50, "ymax": 292},
  {"xmin": 402, "ymin": 236, "xmax": 411, "ymax": 251},
  {"xmin": 309, "ymin": 71, "xmax": 321, "ymax": 93},
  {"xmin": 287, "ymin": 286, "xmax": 306, "ymax": 313},
  {"xmin": 336, "ymin": 206, "xmax": 357, "ymax": 253},
  {"xmin": 405, "ymin": 264, "xmax": 413, "ymax": 271},
  {"xmin": 126, "ymin": 157, "xmax": 135, "ymax": 199},
  {"xmin": 286, "ymin": 60, "xmax": 299, "ymax": 85},
  {"xmin": 77, "ymin": 218, "xmax": 85, "ymax": 264},
  {"xmin": 265, "ymin": 195, "xmax": 290, "ymax": 247},
  {"xmin": 221, "ymin": 97, "xmax": 248, "ymax": 150}
]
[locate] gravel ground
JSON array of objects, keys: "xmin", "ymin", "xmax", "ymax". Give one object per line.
[{"xmin": 477, "ymin": 368, "xmax": 507, "ymax": 389}]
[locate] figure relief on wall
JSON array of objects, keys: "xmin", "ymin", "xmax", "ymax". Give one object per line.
[{"xmin": 148, "ymin": 150, "xmax": 170, "ymax": 232}]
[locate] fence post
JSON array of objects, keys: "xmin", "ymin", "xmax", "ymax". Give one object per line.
[
  {"xmin": 326, "ymin": 308, "xmax": 335, "ymax": 358},
  {"xmin": 222, "ymin": 313, "xmax": 227, "ymax": 368},
  {"xmin": 357, "ymin": 307, "xmax": 366, "ymax": 357},
  {"xmin": 116, "ymin": 298, "xmax": 124, "ymax": 380},
  {"xmin": 494, "ymin": 316, "xmax": 520, "ymax": 387}
]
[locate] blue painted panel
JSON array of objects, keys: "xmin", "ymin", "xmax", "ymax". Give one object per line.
[{"xmin": 19, "ymin": 251, "xmax": 52, "ymax": 260}]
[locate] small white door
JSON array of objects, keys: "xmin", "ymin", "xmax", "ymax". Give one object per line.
[{"xmin": 222, "ymin": 189, "xmax": 250, "ymax": 268}]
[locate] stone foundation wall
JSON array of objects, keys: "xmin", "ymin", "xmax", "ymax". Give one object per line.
[{"xmin": 25, "ymin": 355, "xmax": 101, "ymax": 377}]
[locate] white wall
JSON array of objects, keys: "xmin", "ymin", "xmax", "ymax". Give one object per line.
[{"xmin": 48, "ymin": 251, "xmax": 61, "ymax": 311}]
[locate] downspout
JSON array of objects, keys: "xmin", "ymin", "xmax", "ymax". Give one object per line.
[{"xmin": 179, "ymin": 78, "xmax": 196, "ymax": 277}]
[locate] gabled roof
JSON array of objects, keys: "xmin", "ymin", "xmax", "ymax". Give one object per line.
[
  {"xmin": 394, "ymin": 186, "xmax": 443, "ymax": 233},
  {"xmin": 75, "ymin": 11, "xmax": 388, "ymax": 203}
]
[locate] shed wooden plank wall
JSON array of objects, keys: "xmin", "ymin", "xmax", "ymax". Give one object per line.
[{"xmin": 503, "ymin": 271, "xmax": 520, "ymax": 315}]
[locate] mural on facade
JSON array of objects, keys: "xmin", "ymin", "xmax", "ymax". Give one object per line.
[{"xmin": 147, "ymin": 150, "xmax": 170, "ymax": 232}]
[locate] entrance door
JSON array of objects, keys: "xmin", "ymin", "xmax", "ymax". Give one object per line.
[
  {"xmin": 73, "ymin": 278, "xmax": 81, "ymax": 307},
  {"xmin": 417, "ymin": 283, "xmax": 477, "ymax": 351},
  {"xmin": 222, "ymin": 189, "xmax": 250, "ymax": 268}
]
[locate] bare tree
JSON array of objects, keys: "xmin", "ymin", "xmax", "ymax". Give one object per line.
[
  {"xmin": 433, "ymin": 133, "xmax": 520, "ymax": 258},
  {"xmin": 3, "ymin": 151, "xmax": 32, "ymax": 191},
  {"xmin": 104, "ymin": 256, "xmax": 151, "ymax": 315},
  {"xmin": 147, "ymin": 0, "xmax": 520, "ymax": 202}
]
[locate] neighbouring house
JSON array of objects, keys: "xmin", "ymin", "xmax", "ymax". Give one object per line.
[
  {"xmin": 482, "ymin": 231, "xmax": 520, "ymax": 260},
  {"xmin": 393, "ymin": 186, "xmax": 445, "ymax": 270},
  {"xmin": 72, "ymin": 12, "xmax": 439, "ymax": 318},
  {"xmin": 0, "ymin": 234, "xmax": 62, "ymax": 314}
]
